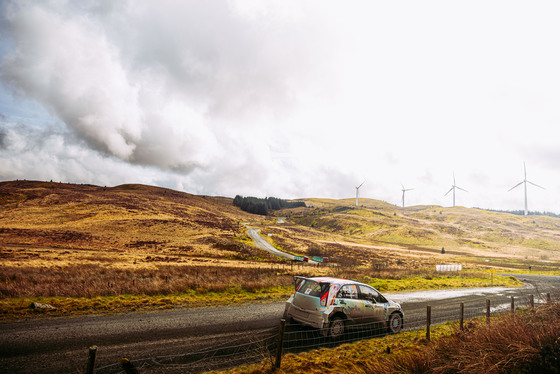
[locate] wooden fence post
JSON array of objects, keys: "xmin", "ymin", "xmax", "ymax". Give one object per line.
[
  {"xmin": 120, "ymin": 358, "xmax": 139, "ymax": 374},
  {"xmin": 486, "ymin": 299, "xmax": 490, "ymax": 324},
  {"xmin": 426, "ymin": 306, "xmax": 431, "ymax": 341},
  {"xmin": 547, "ymin": 293, "xmax": 551, "ymax": 304},
  {"xmin": 530, "ymin": 294, "xmax": 534, "ymax": 309},
  {"xmin": 459, "ymin": 303, "xmax": 464, "ymax": 331},
  {"xmin": 275, "ymin": 319, "xmax": 286, "ymax": 369},
  {"xmin": 511, "ymin": 296, "xmax": 515, "ymax": 314},
  {"xmin": 86, "ymin": 346, "xmax": 97, "ymax": 374}
]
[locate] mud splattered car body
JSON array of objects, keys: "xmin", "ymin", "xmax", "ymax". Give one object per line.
[{"xmin": 283, "ymin": 276, "xmax": 404, "ymax": 338}]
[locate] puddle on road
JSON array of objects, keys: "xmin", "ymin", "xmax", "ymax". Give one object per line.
[{"xmin": 385, "ymin": 287, "xmax": 517, "ymax": 303}]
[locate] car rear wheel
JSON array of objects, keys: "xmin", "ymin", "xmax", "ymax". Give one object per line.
[
  {"xmin": 388, "ymin": 313, "xmax": 403, "ymax": 334},
  {"xmin": 328, "ymin": 316, "xmax": 345, "ymax": 339}
]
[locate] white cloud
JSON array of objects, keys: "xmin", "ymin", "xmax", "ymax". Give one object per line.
[{"xmin": 1, "ymin": 0, "xmax": 560, "ymax": 213}]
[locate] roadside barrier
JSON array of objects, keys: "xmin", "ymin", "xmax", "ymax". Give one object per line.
[{"xmin": 85, "ymin": 287, "xmax": 560, "ymax": 373}]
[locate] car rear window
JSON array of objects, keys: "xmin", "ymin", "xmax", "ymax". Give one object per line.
[{"xmin": 296, "ymin": 280, "xmax": 327, "ymax": 297}]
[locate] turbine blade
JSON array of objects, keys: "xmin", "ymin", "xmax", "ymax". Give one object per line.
[
  {"xmin": 456, "ymin": 186, "xmax": 468, "ymax": 192},
  {"xmin": 527, "ymin": 181, "xmax": 545, "ymax": 189},
  {"xmin": 508, "ymin": 181, "xmax": 524, "ymax": 192},
  {"xmin": 444, "ymin": 187, "xmax": 453, "ymax": 196}
]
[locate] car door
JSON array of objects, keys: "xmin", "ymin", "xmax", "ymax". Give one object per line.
[
  {"xmin": 357, "ymin": 285, "xmax": 387, "ymax": 324},
  {"xmin": 335, "ymin": 284, "xmax": 364, "ymax": 323}
]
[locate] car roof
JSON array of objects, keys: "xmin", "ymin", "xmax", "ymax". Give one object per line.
[{"xmin": 307, "ymin": 277, "xmax": 363, "ymax": 286}]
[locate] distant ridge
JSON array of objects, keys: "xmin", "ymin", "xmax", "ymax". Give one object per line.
[{"xmin": 479, "ymin": 208, "xmax": 560, "ymax": 218}]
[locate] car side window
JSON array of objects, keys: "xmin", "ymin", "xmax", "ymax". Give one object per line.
[
  {"xmin": 337, "ymin": 284, "xmax": 358, "ymax": 299},
  {"xmin": 358, "ymin": 285, "xmax": 379, "ymax": 302},
  {"xmin": 359, "ymin": 285, "xmax": 387, "ymax": 303}
]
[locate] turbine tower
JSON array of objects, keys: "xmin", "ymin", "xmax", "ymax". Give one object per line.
[
  {"xmin": 508, "ymin": 162, "xmax": 544, "ymax": 215},
  {"xmin": 355, "ymin": 181, "xmax": 365, "ymax": 207},
  {"xmin": 444, "ymin": 173, "xmax": 467, "ymax": 207},
  {"xmin": 401, "ymin": 184, "xmax": 413, "ymax": 208}
]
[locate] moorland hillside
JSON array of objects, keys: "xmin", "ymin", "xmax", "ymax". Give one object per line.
[
  {"xmin": 1, "ymin": 180, "xmax": 559, "ymax": 272},
  {"xmin": 281, "ymin": 197, "xmax": 560, "ymax": 270},
  {"xmin": 0, "ymin": 180, "xmax": 278, "ymax": 266}
]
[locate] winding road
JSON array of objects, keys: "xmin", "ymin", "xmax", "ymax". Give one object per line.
[
  {"xmin": 1, "ymin": 274, "xmax": 559, "ymax": 373},
  {"xmin": 244, "ymin": 222, "xmax": 318, "ymax": 263},
  {"xmin": 244, "ymin": 224, "xmax": 296, "ymax": 261}
]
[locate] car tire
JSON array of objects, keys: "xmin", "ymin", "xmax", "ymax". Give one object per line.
[
  {"xmin": 328, "ymin": 316, "xmax": 345, "ymax": 339},
  {"xmin": 387, "ymin": 312, "xmax": 403, "ymax": 334}
]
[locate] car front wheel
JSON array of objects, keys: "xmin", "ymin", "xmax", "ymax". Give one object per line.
[
  {"xmin": 388, "ymin": 313, "xmax": 403, "ymax": 334},
  {"xmin": 328, "ymin": 316, "xmax": 346, "ymax": 339}
]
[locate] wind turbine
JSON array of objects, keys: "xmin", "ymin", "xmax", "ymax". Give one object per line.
[
  {"xmin": 355, "ymin": 181, "xmax": 365, "ymax": 207},
  {"xmin": 401, "ymin": 184, "xmax": 413, "ymax": 208},
  {"xmin": 444, "ymin": 173, "xmax": 467, "ymax": 207},
  {"xmin": 508, "ymin": 162, "xmax": 544, "ymax": 216}
]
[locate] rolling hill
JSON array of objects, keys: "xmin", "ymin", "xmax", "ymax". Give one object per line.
[
  {"xmin": 0, "ymin": 180, "xmax": 280, "ymax": 269},
  {"xmin": 1, "ymin": 180, "xmax": 560, "ymax": 273}
]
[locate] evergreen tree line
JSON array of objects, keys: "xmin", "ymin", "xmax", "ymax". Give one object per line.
[{"xmin": 233, "ymin": 195, "xmax": 306, "ymax": 215}]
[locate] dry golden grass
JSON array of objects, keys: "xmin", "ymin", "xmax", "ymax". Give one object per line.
[
  {"xmin": 380, "ymin": 304, "xmax": 560, "ymax": 373},
  {"xmin": 0, "ymin": 260, "xmax": 520, "ymax": 320},
  {"xmin": 0, "ymin": 180, "xmax": 446, "ymax": 277},
  {"xmin": 4, "ymin": 180, "xmax": 559, "ymax": 273},
  {"xmin": 284, "ymin": 198, "xmax": 560, "ymax": 267},
  {"xmin": 0, "ymin": 263, "xmax": 295, "ymax": 298},
  {"xmin": 0, "ymin": 181, "xmax": 262, "ymax": 258}
]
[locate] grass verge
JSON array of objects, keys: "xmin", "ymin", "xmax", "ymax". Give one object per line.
[
  {"xmin": 0, "ymin": 287, "xmax": 290, "ymax": 321},
  {"xmin": 0, "ymin": 271, "xmax": 521, "ymax": 321}
]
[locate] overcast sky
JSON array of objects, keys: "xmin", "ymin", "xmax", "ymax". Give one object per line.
[{"xmin": 1, "ymin": 1, "xmax": 559, "ymax": 213}]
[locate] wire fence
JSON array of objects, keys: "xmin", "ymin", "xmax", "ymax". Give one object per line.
[
  {"xmin": 90, "ymin": 326, "xmax": 278, "ymax": 374},
  {"xmin": 86, "ymin": 286, "xmax": 560, "ymax": 374}
]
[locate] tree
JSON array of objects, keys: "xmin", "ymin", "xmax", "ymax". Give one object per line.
[{"xmin": 233, "ymin": 195, "xmax": 305, "ymax": 215}]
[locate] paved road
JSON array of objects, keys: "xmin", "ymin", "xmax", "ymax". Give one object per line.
[
  {"xmin": 244, "ymin": 223, "xmax": 318, "ymax": 263},
  {"xmin": 1, "ymin": 274, "xmax": 558, "ymax": 373},
  {"xmin": 245, "ymin": 224, "xmax": 295, "ymax": 261},
  {"xmin": 0, "ymin": 303, "xmax": 283, "ymax": 373}
]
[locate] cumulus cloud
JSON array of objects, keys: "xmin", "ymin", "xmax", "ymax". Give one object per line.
[
  {"xmin": 1, "ymin": 0, "xmax": 560, "ymax": 213},
  {"xmin": 0, "ymin": 0, "xmax": 335, "ymax": 175},
  {"xmin": 0, "ymin": 118, "xmax": 190, "ymax": 189}
]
